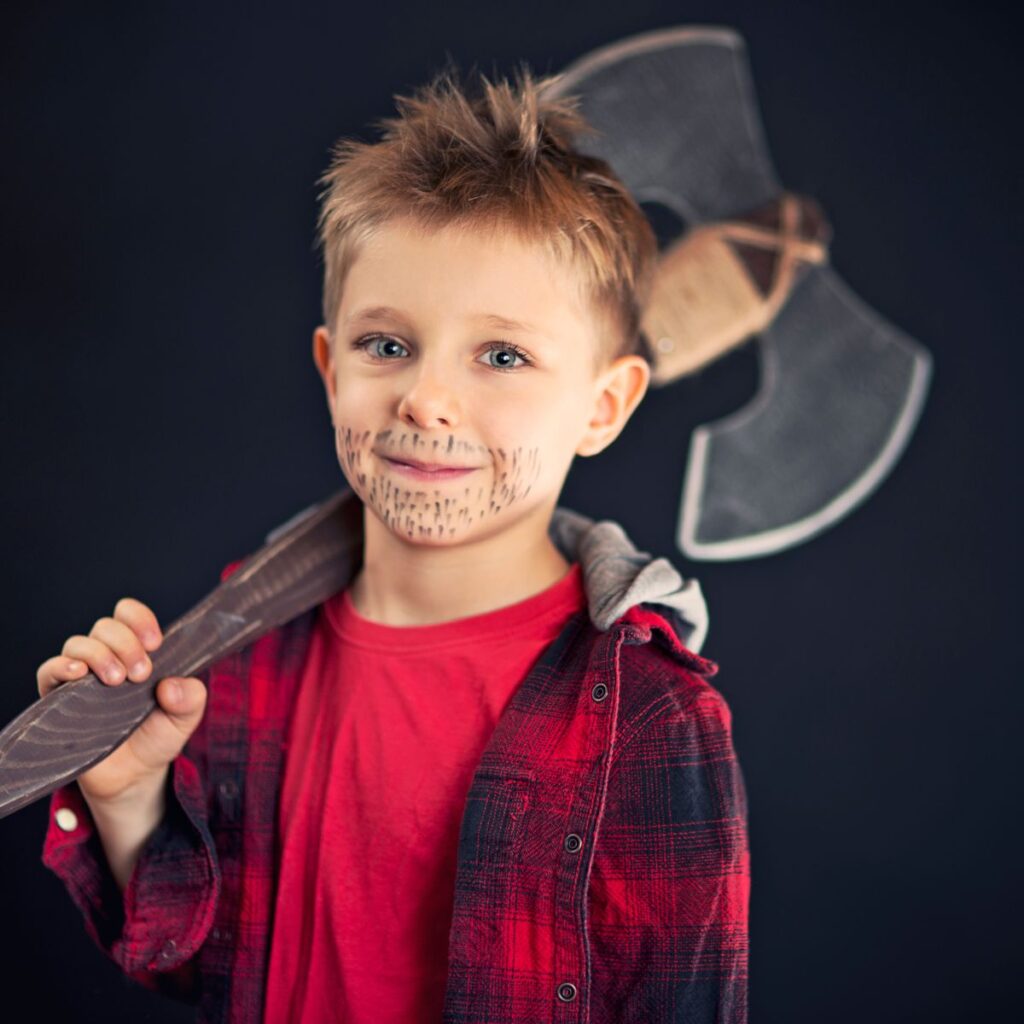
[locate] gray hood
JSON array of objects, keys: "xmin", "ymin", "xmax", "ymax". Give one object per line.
[{"xmin": 549, "ymin": 505, "xmax": 708, "ymax": 653}]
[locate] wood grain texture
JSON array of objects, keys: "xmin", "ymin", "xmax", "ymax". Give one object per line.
[{"xmin": 0, "ymin": 487, "xmax": 362, "ymax": 820}]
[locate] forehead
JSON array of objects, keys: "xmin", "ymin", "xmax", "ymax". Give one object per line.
[{"xmin": 339, "ymin": 216, "xmax": 598, "ymax": 336}]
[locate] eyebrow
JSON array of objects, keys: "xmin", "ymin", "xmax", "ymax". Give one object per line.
[{"xmin": 344, "ymin": 305, "xmax": 544, "ymax": 337}]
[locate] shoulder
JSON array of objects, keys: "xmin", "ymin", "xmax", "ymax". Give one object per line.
[
  {"xmin": 599, "ymin": 611, "xmax": 749, "ymax": 858},
  {"xmin": 613, "ymin": 603, "xmax": 733, "ymax": 737}
]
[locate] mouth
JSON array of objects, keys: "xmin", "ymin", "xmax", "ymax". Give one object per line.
[{"xmin": 380, "ymin": 455, "xmax": 480, "ymax": 480}]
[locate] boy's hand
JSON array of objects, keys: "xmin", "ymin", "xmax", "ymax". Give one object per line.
[{"xmin": 36, "ymin": 597, "xmax": 208, "ymax": 806}]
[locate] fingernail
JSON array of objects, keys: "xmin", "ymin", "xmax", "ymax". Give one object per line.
[
  {"xmin": 107, "ymin": 666, "xmax": 124, "ymax": 683},
  {"xmin": 67, "ymin": 661, "xmax": 84, "ymax": 673},
  {"xmin": 169, "ymin": 680, "xmax": 183, "ymax": 702},
  {"xmin": 131, "ymin": 660, "xmax": 148, "ymax": 678}
]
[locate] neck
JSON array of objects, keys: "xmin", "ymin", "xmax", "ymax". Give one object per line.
[{"xmin": 348, "ymin": 500, "xmax": 572, "ymax": 626}]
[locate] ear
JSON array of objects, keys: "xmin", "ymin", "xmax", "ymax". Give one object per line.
[
  {"xmin": 576, "ymin": 354, "xmax": 651, "ymax": 457},
  {"xmin": 312, "ymin": 325, "xmax": 337, "ymax": 415}
]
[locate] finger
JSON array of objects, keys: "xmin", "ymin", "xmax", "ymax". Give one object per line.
[
  {"xmin": 135, "ymin": 676, "xmax": 208, "ymax": 760},
  {"xmin": 36, "ymin": 655, "xmax": 89, "ymax": 698},
  {"xmin": 107, "ymin": 676, "xmax": 206, "ymax": 781},
  {"xmin": 154, "ymin": 676, "xmax": 207, "ymax": 725},
  {"xmin": 112, "ymin": 597, "xmax": 163, "ymax": 652},
  {"xmin": 61, "ymin": 634, "xmax": 128, "ymax": 686},
  {"xmin": 89, "ymin": 617, "xmax": 152, "ymax": 682}
]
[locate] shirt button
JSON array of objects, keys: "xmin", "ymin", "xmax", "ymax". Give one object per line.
[
  {"xmin": 160, "ymin": 940, "xmax": 177, "ymax": 960},
  {"xmin": 556, "ymin": 981, "xmax": 578, "ymax": 1002},
  {"xmin": 591, "ymin": 682, "xmax": 609, "ymax": 702},
  {"xmin": 218, "ymin": 780, "xmax": 238, "ymax": 800},
  {"xmin": 564, "ymin": 833, "xmax": 583, "ymax": 853},
  {"xmin": 54, "ymin": 808, "xmax": 78, "ymax": 832}
]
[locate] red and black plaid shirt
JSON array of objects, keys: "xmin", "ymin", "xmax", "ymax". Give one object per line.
[{"xmin": 43, "ymin": 559, "xmax": 750, "ymax": 1022}]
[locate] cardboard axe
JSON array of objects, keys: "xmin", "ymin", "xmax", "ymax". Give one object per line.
[
  {"xmin": 0, "ymin": 30, "xmax": 934, "ymax": 819},
  {"xmin": 545, "ymin": 26, "xmax": 933, "ymax": 559}
]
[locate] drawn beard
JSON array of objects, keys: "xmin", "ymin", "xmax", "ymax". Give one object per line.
[{"xmin": 331, "ymin": 421, "xmax": 542, "ymax": 542}]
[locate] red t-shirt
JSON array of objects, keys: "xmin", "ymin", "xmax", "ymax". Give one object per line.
[{"xmin": 263, "ymin": 561, "xmax": 587, "ymax": 1023}]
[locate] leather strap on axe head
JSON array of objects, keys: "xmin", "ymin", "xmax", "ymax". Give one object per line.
[{"xmin": 644, "ymin": 192, "xmax": 831, "ymax": 384}]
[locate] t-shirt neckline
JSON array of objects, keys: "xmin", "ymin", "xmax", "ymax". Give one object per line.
[{"xmin": 326, "ymin": 561, "xmax": 586, "ymax": 654}]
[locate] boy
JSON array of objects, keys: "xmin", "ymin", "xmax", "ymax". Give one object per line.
[{"xmin": 38, "ymin": 69, "xmax": 749, "ymax": 1022}]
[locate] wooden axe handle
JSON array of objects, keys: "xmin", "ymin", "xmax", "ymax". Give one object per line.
[{"xmin": 0, "ymin": 488, "xmax": 361, "ymax": 820}]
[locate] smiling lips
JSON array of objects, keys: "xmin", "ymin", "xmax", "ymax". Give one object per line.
[{"xmin": 381, "ymin": 455, "xmax": 479, "ymax": 480}]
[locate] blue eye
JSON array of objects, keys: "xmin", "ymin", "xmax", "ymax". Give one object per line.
[
  {"xmin": 480, "ymin": 342, "xmax": 532, "ymax": 372},
  {"xmin": 354, "ymin": 335, "xmax": 409, "ymax": 360}
]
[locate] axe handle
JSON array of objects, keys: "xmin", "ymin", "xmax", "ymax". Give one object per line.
[{"xmin": 0, "ymin": 488, "xmax": 361, "ymax": 820}]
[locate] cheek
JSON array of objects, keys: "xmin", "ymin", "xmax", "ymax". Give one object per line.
[
  {"xmin": 486, "ymin": 403, "xmax": 579, "ymax": 474},
  {"xmin": 333, "ymin": 425, "xmax": 372, "ymax": 492},
  {"xmin": 330, "ymin": 377, "xmax": 371, "ymax": 421}
]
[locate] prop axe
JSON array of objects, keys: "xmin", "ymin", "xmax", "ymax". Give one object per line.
[
  {"xmin": 0, "ymin": 30, "xmax": 933, "ymax": 819},
  {"xmin": 546, "ymin": 26, "xmax": 933, "ymax": 559}
]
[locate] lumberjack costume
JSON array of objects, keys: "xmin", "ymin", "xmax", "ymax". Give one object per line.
[{"xmin": 43, "ymin": 487, "xmax": 749, "ymax": 1022}]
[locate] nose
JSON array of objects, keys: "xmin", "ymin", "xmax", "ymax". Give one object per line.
[{"xmin": 396, "ymin": 366, "xmax": 461, "ymax": 430}]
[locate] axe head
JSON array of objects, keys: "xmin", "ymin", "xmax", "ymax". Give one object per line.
[{"xmin": 546, "ymin": 26, "xmax": 933, "ymax": 559}]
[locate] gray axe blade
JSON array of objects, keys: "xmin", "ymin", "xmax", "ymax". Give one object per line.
[{"xmin": 547, "ymin": 26, "xmax": 933, "ymax": 559}]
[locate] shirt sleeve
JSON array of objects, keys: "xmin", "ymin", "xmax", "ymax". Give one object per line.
[
  {"xmin": 588, "ymin": 684, "xmax": 750, "ymax": 1023},
  {"xmin": 41, "ymin": 684, "xmax": 221, "ymax": 1005}
]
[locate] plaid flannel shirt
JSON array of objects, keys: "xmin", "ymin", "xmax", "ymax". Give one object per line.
[{"xmin": 42, "ymin": 495, "xmax": 750, "ymax": 1023}]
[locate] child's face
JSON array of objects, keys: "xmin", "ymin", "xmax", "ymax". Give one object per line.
[{"xmin": 312, "ymin": 216, "xmax": 648, "ymax": 548}]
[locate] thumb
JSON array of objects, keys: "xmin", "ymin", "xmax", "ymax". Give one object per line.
[{"xmin": 155, "ymin": 675, "xmax": 207, "ymax": 733}]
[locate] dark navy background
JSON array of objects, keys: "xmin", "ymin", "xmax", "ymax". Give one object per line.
[{"xmin": 1, "ymin": 3, "xmax": 1018, "ymax": 1020}]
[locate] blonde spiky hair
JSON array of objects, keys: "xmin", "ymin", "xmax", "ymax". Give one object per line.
[{"xmin": 315, "ymin": 65, "xmax": 657, "ymax": 366}]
